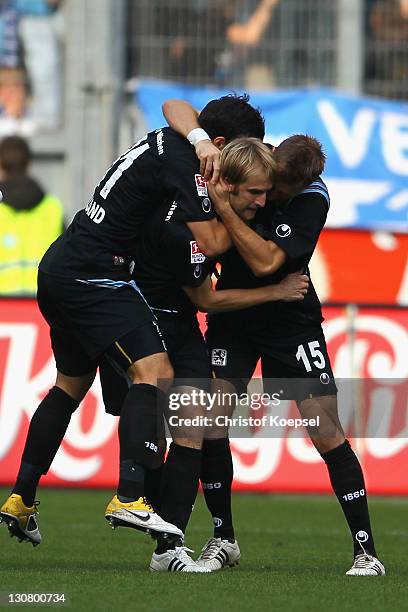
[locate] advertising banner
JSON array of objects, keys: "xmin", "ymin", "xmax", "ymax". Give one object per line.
[
  {"xmin": 0, "ymin": 300, "xmax": 406, "ymax": 494},
  {"xmin": 135, "ymin": 81, "xmax": 408, "ymax": 232},
  {"xmin": 310, "ymin": 229, "xmax": 408, "ymax": 305}
]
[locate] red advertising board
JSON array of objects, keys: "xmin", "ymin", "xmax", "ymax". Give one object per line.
[
  {"xmin": 0, "ymin": 299, "xmax": 407, "ymax": 494},
  {"xmin": 310, "ymin": 229, "xmax": 408, "ymax": 305}
]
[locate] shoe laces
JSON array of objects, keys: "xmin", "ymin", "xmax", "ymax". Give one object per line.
[
  {"xmin": 353, "ymin": 554, "xmax": 373, "ymax": 568},
  {"xmin": 200, "ymin": 538, "xmax": 221, "ymax": 560},
  {"xmin": 141, "ymin": 497, "xmax": 154, "ymax": 512},
  {"xmin": 174, "ymin": 546, "xmax": 195, "ymax": 563}
]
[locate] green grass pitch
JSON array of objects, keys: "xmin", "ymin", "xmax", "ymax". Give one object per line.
[{"xmin": 0, "ymin": 488, "xmax": 406, "ymax": 611}]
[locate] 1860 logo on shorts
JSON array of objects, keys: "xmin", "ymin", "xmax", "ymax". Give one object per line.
[{"xmin": 211, "ymin": 348, "xmax": 227, "ymax": 366}]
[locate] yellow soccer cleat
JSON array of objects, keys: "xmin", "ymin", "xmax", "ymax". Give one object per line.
[
  {"xmin": 0, "ymin": 494, "xmax": 41, "ymax": 546},
  {"xmin": 105, "ymin": 495, "xmax": 183, "ymax": 538}
]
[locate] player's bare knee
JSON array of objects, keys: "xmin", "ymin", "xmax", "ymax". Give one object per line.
[
  {"xmin": 127, "ymin": 352, "xmax": 174, "ymax": 389},
  {"xmin": 55, "ymin": 370, "xmax": 96, "ymax": 403},
  {"xmin": 166, "ymin": 385, "xmax": 207, "ymax": 445},
  {"xmin": 172, "ymin": 437, "xmax": 203, "ymax": 450},
  {"xmin": 312, "ymin": 433, "xmax": 346, "ymax": 455}
]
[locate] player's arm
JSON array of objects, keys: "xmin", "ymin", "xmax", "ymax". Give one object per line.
[
  {"xmin": 187, "ymin": 219, "xmax": 232, "ymax": 258},
  {"xmin": 210, "ymin": 181, "xmax": 286, "ymax": 276},
  {"xmin": 162, "ymin": 98, "xmax": 221, "ymax": 182},
  {"xmin": 183, "ymin": 271, "xmax": 308, "ymax": 313}
]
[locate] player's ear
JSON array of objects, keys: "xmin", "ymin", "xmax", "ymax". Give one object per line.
[
  {"xmin": 223, "ymin": 178, "xmax": 234, "ymax": 192},
  {"xmin": 213, "ymin": 136, "xmax": 226, "ymax": 150}
]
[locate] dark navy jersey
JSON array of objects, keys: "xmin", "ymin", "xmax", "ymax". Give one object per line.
[
  {"xmin": 39, "ymin": 128, "xmax": 216, "ymax": 280},
  {"xmin": 213, "ymin": 178, "xmax": 330, "ymax": 340},
  {"xmin": 132, "ymin": 203, "xmax": 214, "ymax": 315}
]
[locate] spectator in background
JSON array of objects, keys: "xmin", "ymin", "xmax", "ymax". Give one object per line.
[
  {"xmin": 365, "ymin": 0, "xmax": 408, "ymax": 99},
  {"xmin": 0, "ymin": 135, "xmax": 64, "ymax": 295},
  {"xmin": 0, "ymin": 0, "xmax": 25, "ymax": 121},
  {"xmin": 216, "ymin": 0, "xmax": 279, "ymax": 89},
  {"xmin": 158, "ymin": 0, "xmax": 278, "ymax": 88},
  {"xmin": 16, "ymin": 0, "xmax": 63, "ymax": 129}
]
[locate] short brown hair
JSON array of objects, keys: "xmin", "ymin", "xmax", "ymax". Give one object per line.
[
  {"xmin": 0, "ymin": 136, "xmax": 31, "ymax": 176},
  {"xmin": 274, "ymin": 135, "xmax": 325, "ymax": 191},
  {"xmin": 220, "ymin": 137, "xmax": 276, "ymax": 185}
]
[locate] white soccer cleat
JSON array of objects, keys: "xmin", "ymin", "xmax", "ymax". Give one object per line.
[
  {"xmin": 150, "ymin": 546, "xmax": 211, "ymax": 573},
  {"xmin": 196, "ymin": 537, "xmax": 241, "ymax": 571},
  {"xmin": 346, "ymin": 554, "xmax": 385, "ymax": 576},
  {"xmin": 105, "ymin": 496, "xmax": 183, "ymax": 538}
]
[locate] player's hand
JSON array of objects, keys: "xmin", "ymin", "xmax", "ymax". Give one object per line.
[
  {"xmin": 275, "ymin": 271, "xmax": 309, "ymax": 301},
  {"xmin": 195, "ymin": 140, "xmax": 221, "ymax": 183},
  {"xmin": 209, "ymin": 179, "xmax": 233, "ymax": 215}
]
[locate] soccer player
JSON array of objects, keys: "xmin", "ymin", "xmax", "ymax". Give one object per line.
[
  {"xmin": 100, "ymin": 137, "xmax": 310, "ymax": 572},
  {"xmin": 163, "ymin": 101, "xmax": 385, "ymax": 577},
  {"xmin": 0, "ymin": 95, "xmax": 265, "ymax": 549}
]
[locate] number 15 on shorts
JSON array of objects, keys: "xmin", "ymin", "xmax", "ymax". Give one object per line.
[{"xmin": 296, "ymin": 340, "xmax": 326, "ymax": 372}]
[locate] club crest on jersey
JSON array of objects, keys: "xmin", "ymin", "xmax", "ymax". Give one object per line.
[
  {"xmin": 276, "ymin": 223, "xmax": 291, "ymax": 238},
  {"xmin": 195, "ymin": 174, "xmax": 208, "ymax": 197},
  {"xmin": 113, "ymin": 255, "xmax": 125, "ymax": 266},
  {"xmin": 211, "ymin": 348, "xmax": 227, "ymax": 366},
  {"xmin": 190, "ymin": 241, "xmax": 206, "ymax": 264}
]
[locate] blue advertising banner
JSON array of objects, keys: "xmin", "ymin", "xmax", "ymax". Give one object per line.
[{"xmin": 135, "ymin": 81, "xmax": 408, "ymax": 232}]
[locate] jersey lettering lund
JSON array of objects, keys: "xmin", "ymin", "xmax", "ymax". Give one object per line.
[{"xmin": 85, "ymin": 199, "xmax": 105, "ymax": 224}]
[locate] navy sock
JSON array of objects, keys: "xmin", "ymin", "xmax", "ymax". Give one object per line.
[
  {"xmin": 200, "ymin": 438, "xmax": 234, "ymax": 540},
  {"xmin": 118, "ymin": 383, "xmax": 165, "ymax": 501},
  {"xmin": 322, "ymin": 440, "xmax": 377, "ymax": 557},
  {"xmin": 160, "ymin": 443, "xmax": 202, "ymax": 535},
  {"xmin": 144, "ymin": 463, "xmax": 164, "ymax": 512},
  {"xmin": 13, "ymin": 386, "xmax": 79, "ymax": 506}
]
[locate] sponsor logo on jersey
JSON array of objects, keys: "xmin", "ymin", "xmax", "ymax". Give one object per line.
[
  {"xmin": 193, "ymin": 264, "xmax": 202, "ymax": 279},
  {"xmin": 202, "ymin": 197, "xmax": 212, "ymax": 213},
  {"xmin": 165, "ymin": 201, "xmax": 178, "ymax": 222},
  {"xmin": 195, "ymin": 174, "xmax": 208, "ymax": 197},
  {"xmin": 156, "ymin": 129, "xmax": 164, "ymax": 155},
  {"xmin": 276, "ymin": 223, "xmax": 291, "ymax": 238},
  {"xmin": 190, "ymin": 241, "xmax": 206, "ymax": 264},
  {"xmin": 356, "ymin": 530, "xmax": 369, "ymax": 543},
  {"xmin": 320, "ymin": 372, "xmax": 330, "ymax": 384},
  {"xmin": 211, "ymin": 348, "xmax": 227, "ymax": 366},
  {"xmin": 85, "ymin": 200, "xmax": 106, "ymax": 224}
]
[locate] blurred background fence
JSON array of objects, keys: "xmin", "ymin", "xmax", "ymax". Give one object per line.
[{"xmin": 128, "ymin": 0, "xmax": 408, "ymax": 99}]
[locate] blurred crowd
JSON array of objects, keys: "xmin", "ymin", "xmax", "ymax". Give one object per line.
[
  {"xmin": 129, "ymin": 0, "xmax": 408, "ymax": 100},
  {"xmin": 365, "ymin": 0, "xmax": 408, "ymax": 99},
  {"xmin": 0, "ymin": 0, "xmax": 63, "ymax": 134}
]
